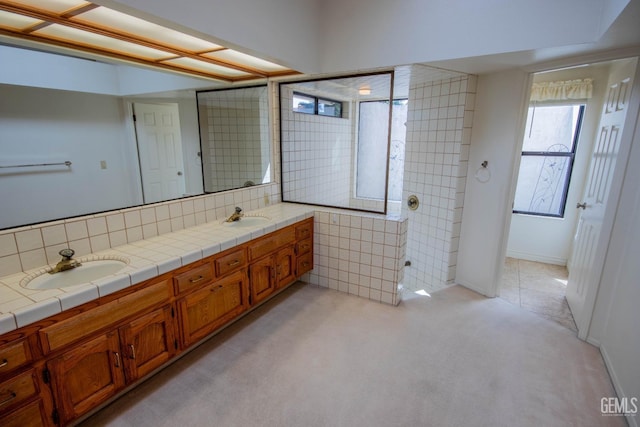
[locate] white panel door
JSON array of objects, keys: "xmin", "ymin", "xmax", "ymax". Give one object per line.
[
  {"xmin": 134, "ymin": 103, "xmax": 185, "ymax": 204},
  {"xmin": 566, "ymin": 59, "xmax": 637, "ymax": 338}
]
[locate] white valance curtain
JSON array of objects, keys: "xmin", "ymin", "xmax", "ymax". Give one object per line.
[{"xmin": 530, "ymin": 78, "xmax": 593, "ymax": 102}]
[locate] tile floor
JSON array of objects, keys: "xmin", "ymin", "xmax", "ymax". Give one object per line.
[{"xmin": 500, "ymin": 257, "xmax": 577, "ymax": 332}]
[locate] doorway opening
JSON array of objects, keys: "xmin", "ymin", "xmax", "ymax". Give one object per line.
[{"xmin": 500, "ymin": 58, "xmax": 638, "ymax": 334}]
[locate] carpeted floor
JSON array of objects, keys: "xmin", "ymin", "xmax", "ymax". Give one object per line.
[{"xmin": 80, "ymin": 282, "xmax": 624, "ymax": 427}]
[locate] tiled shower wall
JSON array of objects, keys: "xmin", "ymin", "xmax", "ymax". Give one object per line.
[
  {"xmin": 199, "ymin": 89, "xmax": 270, "ymax": 192},
  {"xmin": 280, "ymin": 87, "xmax": 352, "ymax": 206},
  {"xmin": 306, "ymin": 210, "xmax": 407, "ymax": 306},
  {"xmin": 401, "ymin": 73, "xmax": 477, "ymax": 292},
  {"xmin": 0, "ymin": 183, "xmax": 280, "ymax": 277}
]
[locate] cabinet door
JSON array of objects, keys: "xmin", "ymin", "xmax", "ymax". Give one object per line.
[
  {"xmin": 249, "ymin": 256, "xmax": 276, "ymax": 305},
  {"xmin": 275, "ymin": 246, "xmax": 296, "ymax": 290},
  {"xmin": 119, "ymin": 306, "xmax": 177, "ymax": 382},
  {"xmin": 178, "ymin": 271, "xmax": 249, "ymax": 347},
  {"xmin": 47, "ymin": 332, "xmax": 125, "ymax": 424}
]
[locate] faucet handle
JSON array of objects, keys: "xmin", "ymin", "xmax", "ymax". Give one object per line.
[
  {"xmin": 234, "ymin": 207, "xmax": 242, "ymax": 213},
  {"xmin": 59, "ymin": 248, "xmax": 75, "ymax": 260}
]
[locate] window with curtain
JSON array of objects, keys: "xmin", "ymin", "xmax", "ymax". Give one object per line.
[{"xmin": 513, "ymin": 104, "xmax": 585, "ymax": 217}]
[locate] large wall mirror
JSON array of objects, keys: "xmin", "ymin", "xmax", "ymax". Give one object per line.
[
  {"xmin": 0, "ymin": 44, "xmax": 271, "ymax": 230},
  {"xmin": 280, "ymin": 72, "xmax": 394, "ymax": 213},
  {"xmin": 197, "ymin": 85, "xmax": 271, "ymax": 193}
]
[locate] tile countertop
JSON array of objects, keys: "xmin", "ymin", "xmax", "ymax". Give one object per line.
[{"xmin": 0, "ymin": 203, "xmax": 315, "ymax": 335}]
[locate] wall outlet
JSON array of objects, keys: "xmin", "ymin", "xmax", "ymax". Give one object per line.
[
  {"xmin": 264, "ymin": 193, "xmax": 270, "ymax": 206},
  {"xmin": 100, "ymin": 160, "xmax": 107, "ymax": 170},
  {"xmin": 332, "ymin": 213, "xmax": 338, "ymax": 224}
]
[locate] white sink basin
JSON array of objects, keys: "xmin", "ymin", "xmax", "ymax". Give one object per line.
[
  {"xmin": 222, "ymin": 216, "xmax": 271, "ymax": 228},
  {"xmin": 23, "ymin": 259, "xmax": 128, "ymax": 290}
]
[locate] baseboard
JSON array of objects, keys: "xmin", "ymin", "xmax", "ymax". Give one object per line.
[
  {"xmin": 505, "ymin": 250, "xmax": 567, "ymax": 266},
  {"xmin": 600, "ymin": 345, "xmax": 639, "ymax": 427}
]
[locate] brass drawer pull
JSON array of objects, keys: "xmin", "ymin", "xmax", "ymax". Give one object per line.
[
  {"xmin": 189, "ymin": 275, "xmax": 205, "ymax": 283},
  {"xmin": 0, "ymin": 359, "xmax": 8, "ymax": 368},
  {"xmin": 114, "ymin": 352, "xmax": 121, "ymax": 368},
  {"xmin": 302, "ymin": 262, "xmax": 310, "ymax": 268},
  {"xmin": 129, "ymin": 344, "xmax": 136, "ymax": 360},
  {"xmin": 210, "ymin": 284, "xmax": 224, "ymax": 292},
  {"xmin": 0, "ymin": 391, "xmax": 16, "ymax": 406},
  {"xmin": 227, "ymin": 260, "xmax": 241, "ymax": 267}
]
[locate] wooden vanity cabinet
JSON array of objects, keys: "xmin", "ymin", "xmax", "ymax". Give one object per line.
[
  {"xmin": 295, "ymin": 220, "xmax": 314, "ymax": 276},
  {"xmin": 47, "ymin": 331, "xmax": 124, "ymax": 423},
  {"xmin": 249, "ymin": 245, "xmax": 296, "ymax": 304},
  {"xmin": 0, "ymin": 216, "xmax": 314, "ymax": 426},
  {"xmin": 118, "ymin": 305, "xmax": 177, "ymax": 382},
  {"xmin": 0, "ymin": 335, "xmax": 54, "ymax": 427},
  {"xmin": 0, "ymin": 398, "xmax": 49, "ymax": 427},
  {"xmin": 46, "ymin": 302, "xmax": 176, "ymax": 425},
  {"xmin": 177, "ymin": 270, "xmax": 249, "ymax": 348}
]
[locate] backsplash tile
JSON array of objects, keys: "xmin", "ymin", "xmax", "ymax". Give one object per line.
[{"xmin": 0, "ymin": 183, "xmax": 280, "ymax": 277}]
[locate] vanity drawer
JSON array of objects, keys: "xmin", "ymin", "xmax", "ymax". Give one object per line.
[
  {"xmin": 40, "ymin": 279, "xmax": 171, "ymax": 353},
  {"xmin": 0, "ymin": 370, "xmax": 38, "ymax": 413},
  {"xmin": 297, "ymin": 252, "xmax": 313, "ymax": 276},
  {"xmin": 214, "ymin": 248, "xmax": 247, "ymax": 278},
  {"xmin": 295, "ymin": 219, "xmax": 313, "ymax": 241},
  {"xmin": 0, "ymin": 340, "xmax": 32, "ymax": 377},
  {"xmin": 296, "ymin": 237, "xmax": 312, "ymax": 256},
  {"xmin": 248, "ymin": 227, "xmax": 296, "ymax": 261},
  {"xmin": 0, "ymin": 399, "xmax": 46, "ymax": 427},
  {"xmin": 174, "ymin": 263, "xmax": 214, "ymax": 294}
]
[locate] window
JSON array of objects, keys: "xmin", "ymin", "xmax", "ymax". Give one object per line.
[
  {"xmin": 292, "ymin": 92, "xmax": 343, "ymax": 118},
  {"xmin": 356, "ymin": 100, "xmax": 407, "ymax": 201},
  {"xmin": 513, "ymin": 104, "xmax": 585, "ymax": 217}
]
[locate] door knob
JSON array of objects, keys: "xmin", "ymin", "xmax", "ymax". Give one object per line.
[
  {"xmin": 177, "ymin": 171, "xmax": 183, "ymax": 176},
  {"xmin": 576, "ymin": 202, "xmax": 587, "ymax": 210}
]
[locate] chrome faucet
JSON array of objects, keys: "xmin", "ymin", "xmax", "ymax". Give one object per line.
[
  {"xmin": 225, "ymin": 206, "xmax": 244, "ymax": 222},
  {"xmin": 49, "ymin": 248, "xmax": 82, "ymax": 274}
]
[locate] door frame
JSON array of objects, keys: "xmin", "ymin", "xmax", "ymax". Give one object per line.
[{"xmin": 497, "ymin": 55, "xmax": 640, "ymax": 340}]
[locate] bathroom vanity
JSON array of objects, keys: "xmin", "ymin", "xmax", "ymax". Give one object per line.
[{"xmin": 0, "ymin": 215, "xmax": 313, "ymax": 426}]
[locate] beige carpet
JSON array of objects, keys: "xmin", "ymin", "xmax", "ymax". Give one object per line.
[{"xmin": 80, "ymin": 283, "xmax": 624, "ymax": 427}]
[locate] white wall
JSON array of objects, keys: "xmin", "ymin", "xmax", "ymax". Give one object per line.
[
  {"xmin": 0, "ymin": 44, "xmax": 218, "ymax": 97},
  {"xmin": 456, "ymin": 70, "xmax": 530, "ymax": 297},
  {"xmin": 319, "ymin": 0, "xmax": 614, "ymax": 74},
  {"xmin": 589, "ymin": 104, "xmax": 640, "ymax": 425},
  {"xmin": 0, "ymin": 84, "xmax": 141, "ymax": 229},
  {"xmin": 0, "ymin": 45, "xmax": 120, "ymax": 95},
  {"xmin": 506, "ymin": 64, "xmax": 610, "ymax": 265}
]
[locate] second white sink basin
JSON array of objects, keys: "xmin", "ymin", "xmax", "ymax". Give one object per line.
[
  {"xmin": 222, "ymin": 216, "xmax": 271, "ymax": 228},
  {"xmin": 23, "ymin": 259, "xmax": 128, "ymax": 290}
]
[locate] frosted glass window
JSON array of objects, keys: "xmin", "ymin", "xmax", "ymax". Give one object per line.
[
  {"xmin": 513, "ymin": 104, "xmax": 585, "ymax": 217},
  {"xmin": 356, "ymin": 100, "xmax": 407, "ymax": 201}
]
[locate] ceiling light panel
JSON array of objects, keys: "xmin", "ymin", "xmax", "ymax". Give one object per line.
[
  {"xmin": 0, "ymin": 0, "xmax": 299, "ymax": 81},
  {"xmin": 203, "ymin": 49, "xmax": 289, "ymax": 72},
  {"xmin": 163, "ymin": 57, "xmax": 252, "ymax": 77},
  {"xmin": 7, "ymin": 0, "xmax": 89, "ymax": 14},
  {"xmin": 35, "ymin": 24, "xmax": 173, "ymax": 60},
  {"xmin": 73, "ymin": 7, "xmax": 223, "ymax": 52},
  {"xmin": 0, "ymin": 9, "xmax": 41, "ymax": 29}
]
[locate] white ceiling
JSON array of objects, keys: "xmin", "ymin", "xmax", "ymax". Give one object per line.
[
  {"xmin": 102, "ymin": 0, "xmax": 640, "ymax": 76},
  {"xmin": 425, "ymin": 0, "xmax": 640, "ymax": 74}
]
